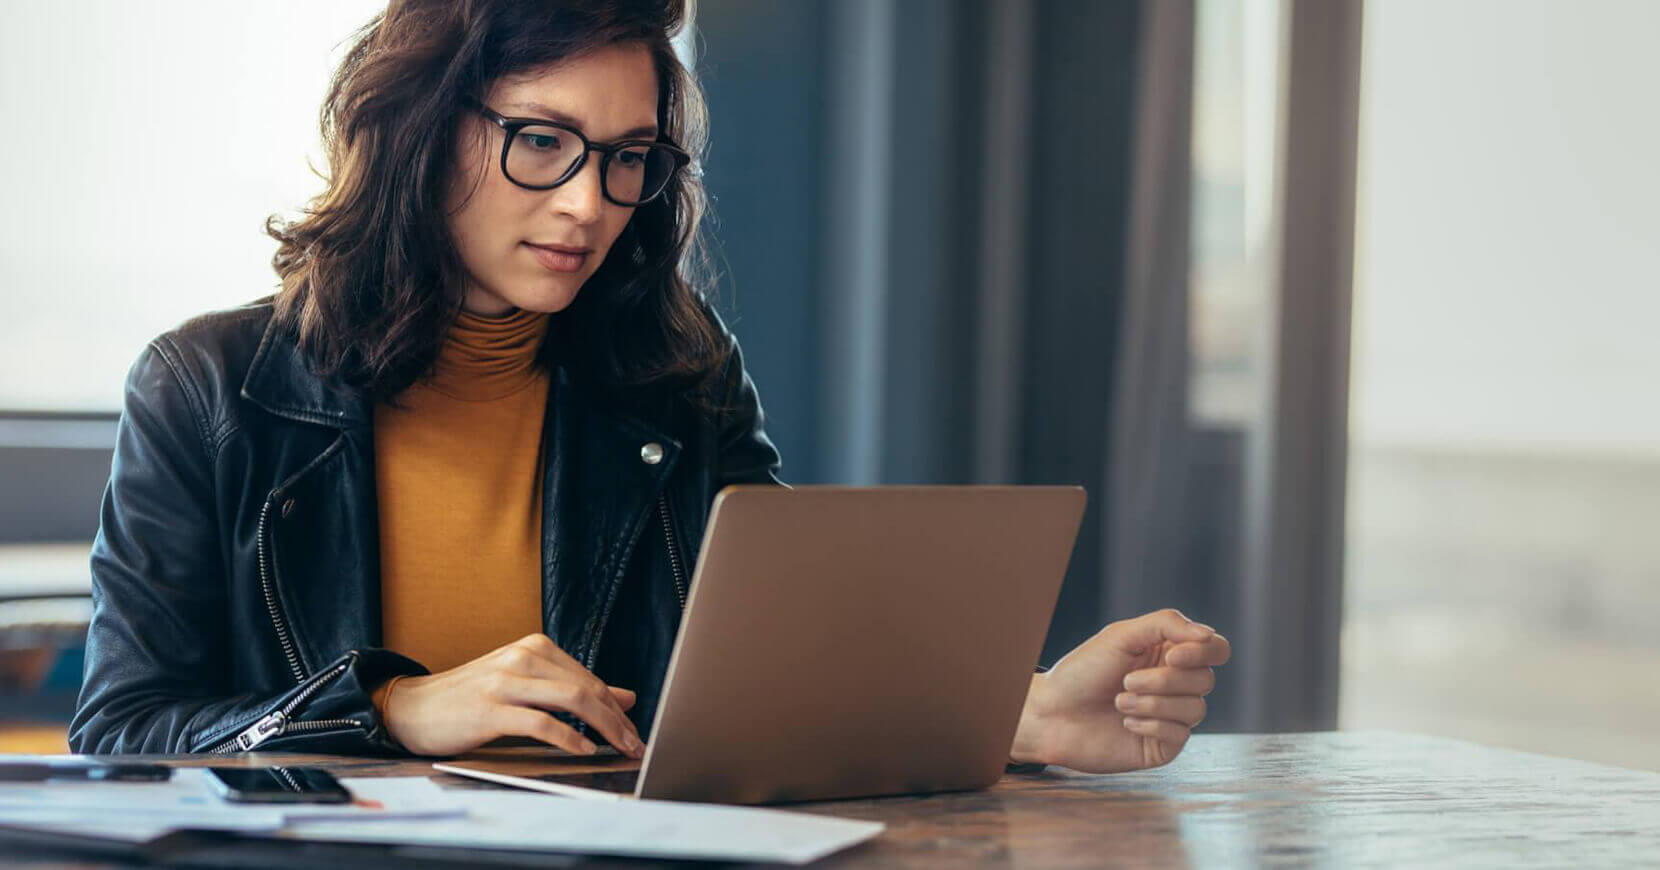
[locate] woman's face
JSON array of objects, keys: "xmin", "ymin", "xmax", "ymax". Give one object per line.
[{"xmin": 445, "ymin": 42, "xmax": 660, "ymax": 316}]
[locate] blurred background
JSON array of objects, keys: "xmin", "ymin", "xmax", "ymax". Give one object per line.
[{"xmin": 1, "ymin": 0, "xmax": 1654, "ymax": 770}]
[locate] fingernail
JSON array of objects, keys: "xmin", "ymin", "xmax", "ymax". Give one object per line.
[
  {"xmin": 1115, "ymin": 692, "xmax": 1139, "ymax": 712},
  {"xmin": 629, "ymin": 736, "xmax": 644, "ymax": 755},
  {"xmin": 1123, "ymin": 716, "xmax": 1149, "ymax": 729},
  {"xmin": 579, "ymin": 739, "xmax": 598, "ymax": 754}
]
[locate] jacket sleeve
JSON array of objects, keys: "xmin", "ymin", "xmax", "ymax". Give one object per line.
[{"xmin": 67, "ymin": 341, "xmax": 424, "ymax": 756}]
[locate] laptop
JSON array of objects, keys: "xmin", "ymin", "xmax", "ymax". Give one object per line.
[{"xmin": 436, "ymin": 484, "xmax": 1086, "ymax": 804}]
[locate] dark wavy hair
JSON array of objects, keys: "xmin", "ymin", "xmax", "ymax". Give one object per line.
[{"xmin": 266, "ymin": 0, "xmax": 730, "ymax": 413}]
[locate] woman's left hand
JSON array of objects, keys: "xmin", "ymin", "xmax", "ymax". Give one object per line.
[{"xmin": 1010, "ymin": 608, "xmax": 1231, "ymax": 773}]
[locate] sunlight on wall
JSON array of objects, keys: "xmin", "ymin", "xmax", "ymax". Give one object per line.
[{"xmin": 1343, "ymin": 0, "xmax": 1660, "ymax": 771}]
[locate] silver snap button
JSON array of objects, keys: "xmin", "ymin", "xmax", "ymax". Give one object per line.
[
  {"xmin": 281, "ymin": 498, "xmax": 296, "ymax": 518},
  {"xmin": 640, "ymin": 442, "xmax": 664, "ymax": 465}
]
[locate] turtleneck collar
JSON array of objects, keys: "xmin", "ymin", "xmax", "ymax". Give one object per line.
[{"xmin": 425, "ymin": 306, "xmax": 552, "ymax": 401}]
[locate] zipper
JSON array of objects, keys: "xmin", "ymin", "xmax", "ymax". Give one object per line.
[
  {"xmin": 580, "ymin": 493, "xmax": 686, "ymax": 672},
  {"xmin": 205, "ymin": 655, "xmax": 362, "ymax": 753},
  {"xmin": 258, "ymin": 494, "xmax": 306, "ymax": 685},
  {"xmin": 658, "ymin": 495, "xmax": 688, "ymax": 611},
  {"xmin": 567, "ymin": 493, "xmax": 684, "ymax": 741}
]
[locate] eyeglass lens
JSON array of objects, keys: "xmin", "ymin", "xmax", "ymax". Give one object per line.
[{"xmin": 506, "ymin": 125, "xmax": 678, "ymax": 204}]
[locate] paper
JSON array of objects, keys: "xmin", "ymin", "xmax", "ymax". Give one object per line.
[
  {"xmin": 0, "ymin": 768, "xmax": 250, "ymax": 816},
  {"xmin": 0, "ymin": 772, "xmax": 882, "ymax": 864},
  {"xmin": 286, "ymin": 788, "xmax": 885, "ymax": 865},
  {"xmin": 0, "ymin": 808, "xmax": 285, "ymax": 842},
  {"xmin": 271, "ymin": 775, "xmax": 464, "ymax": 822},
  {"xmin": 0, "ymin": 772, "xmax": 464, "ymax": 843}
]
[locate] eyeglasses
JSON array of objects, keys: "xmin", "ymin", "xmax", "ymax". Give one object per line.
[{"xmin": 470, "ymin": 101, "xmax": 691, "ymax": 207}]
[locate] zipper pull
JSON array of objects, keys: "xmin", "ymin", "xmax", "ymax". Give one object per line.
[{"xmin": 233, "ymin": 710, "xmax": 287, "ymax": 751}]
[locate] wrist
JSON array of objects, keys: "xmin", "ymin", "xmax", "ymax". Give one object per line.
[
  {"xmin": 373, "ymin": 674, "xmax": 420, "ymax": 752},
  {"xmin": 372, "ymin": 675, "xmax": 407, "ymax": 716},
  {"xmin": 1009, "ymin": 672, "xmax": 1053, "ymax": 766}
]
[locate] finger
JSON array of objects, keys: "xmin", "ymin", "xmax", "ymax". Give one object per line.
[
  {"xmin": 1121, "ymin": 715, "xmax": 1192, "ymax": 760},
  {"xmin": 513, "ymin": 676, "xmax": 643, "ymax": 756},
  {"xmin": 504, "ymin": 633, "xmax": 586, "ymax": 670},
  {"xmin": 499, "ymin": 643, "xmax": 638, "ymax": 731},
  {"xmin": 495, "ymin": 705, "xmax": 597, "ymax": 755},
  {"xmin": 497, "ymin": 675, "xmax": 643, "ymax": 758},
  {"xmin": 1122, "ymin": 665, "xmax": 1216, "ymax": 696},
  {"xmin": 1162, "ymin": 634, "xmax": 1232, "ymax": 668},
  {"xmin": 1115, "ymin": 692, "xmax": 1207, "ymax": 726},
  {"xmin": 1105, "ymin": 609, "xmax": 1214, "ymax": 655}
]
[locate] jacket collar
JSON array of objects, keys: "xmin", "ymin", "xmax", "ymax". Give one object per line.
[
  {"xmin": 237, "ymin": 305, "xmax": 680, "ymax": 445},
  {"xmin": 240, "ymin": 310, "xmax": 373, "ymax": 428}
]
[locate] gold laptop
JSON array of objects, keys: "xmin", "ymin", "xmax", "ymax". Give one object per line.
[{"xmin": 438, "ymin": 485, "xmax": 1086, "ymax": 805}]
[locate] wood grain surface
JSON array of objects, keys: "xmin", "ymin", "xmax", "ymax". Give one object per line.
[{"xmin": 7, "ymin": 731, "xmax": 1658, "ymax": 867}]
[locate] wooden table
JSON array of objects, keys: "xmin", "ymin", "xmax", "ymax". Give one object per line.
[{"xmin": 7, "ymin": 732, "xmax": 1659, "ymax": 867}]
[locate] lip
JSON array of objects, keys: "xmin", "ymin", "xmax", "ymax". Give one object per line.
[
  {"xmin": 524, "ymin": 241, "xmax": 589, "ymax": 273},
  {"xmin": 524, "ymin": 241, "xmax": 591, "ymax": 255}
]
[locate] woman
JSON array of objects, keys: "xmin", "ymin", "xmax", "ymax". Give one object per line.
[{"xmin": 68, "ymin": 0, "xmax": 1229, "ymax": 773}]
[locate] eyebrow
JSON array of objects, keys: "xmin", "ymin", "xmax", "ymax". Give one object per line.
[{"xmin": 503, "ymin": 101, "xmax": 659, "ymax": 141}]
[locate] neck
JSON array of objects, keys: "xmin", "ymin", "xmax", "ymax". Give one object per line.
[
  {"xmin": 461, "ymin": 285, "xmax": 517, "ymax": 318},
  {"xmin": 422, "ymin": 306, "xmax": 552, "ymax": 401}
]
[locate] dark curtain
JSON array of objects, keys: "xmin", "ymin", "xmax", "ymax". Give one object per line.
[
  {"xmin": 695, "ymin": 0, "xmax": 1144, "ymax": 668},
  {"xmin": 694, "ymin": 0, "xmax": 1360, "ymax": 732}
]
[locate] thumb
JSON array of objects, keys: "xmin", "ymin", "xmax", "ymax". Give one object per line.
[{"xmin": 1109, "ymin": 609, "xmax": 1213, "ymax": 654}]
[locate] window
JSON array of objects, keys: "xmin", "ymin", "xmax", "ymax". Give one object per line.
[{"xmin": 0, "ymin": 2, "xmax": 386, "ymax": 411}]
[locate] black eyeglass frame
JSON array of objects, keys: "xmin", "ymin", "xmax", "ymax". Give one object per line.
[{"xmin": 469, "ymin": 101, "xmax": 691, "ymax": 207}]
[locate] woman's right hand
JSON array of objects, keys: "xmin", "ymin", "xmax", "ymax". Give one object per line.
[{"xmin": 380, "ymin": 633, "xmax": 644, "ymax": 758}]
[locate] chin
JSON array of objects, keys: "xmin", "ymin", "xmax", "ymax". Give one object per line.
[{"xmin": 503, "ymin": 277, "xmax": 586, "ymax": 314}]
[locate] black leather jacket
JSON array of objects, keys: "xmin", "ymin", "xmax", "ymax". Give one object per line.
[{"xmin": 68, "ymin": 298, "xmax": 784, "ymax": 755}]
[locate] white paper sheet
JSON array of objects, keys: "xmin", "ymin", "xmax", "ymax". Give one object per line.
[
  {"xmin": 0, "ymin": 766, "xmax": 226, "ymax": 815},
  {"xmin": 288, "ymin": 787, "xmax": 886, "ymax": 865},
  {"xmin": 0, "ymin": 773, "xmax": 882, "ymax": 863},
  {"xmin": 274, "ymin": 775, "xmax": 464, "ymax": 822},
  {"xmin": 0, "ymin": 808, "xmax": 287, "ymax": 842},
  {"xmin": 0, "ymin": 771, "xmax": 465, "ymax": 843}
]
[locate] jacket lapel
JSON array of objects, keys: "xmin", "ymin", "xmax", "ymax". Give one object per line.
[
  {"xmin": 240, "ymin": 314, "xmax": 381, "ymax": 671},
  {"xmin": 239, "ymin": 311, "xmax": 371, "ymax": 428},
  {"xmin": 239, "ymin": 311, "xmax": 683, "ymax": 674},
  {"xmin": 541, "ymin": 368, "xmax": 682, "ymax": 666}
]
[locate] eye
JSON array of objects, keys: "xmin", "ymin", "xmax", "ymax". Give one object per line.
[
  {"xmin": 615, "ymin": 148, "xmax": 649, "ymax": 168},
  {"xmin": 518, "ymin": 129, "xmax": 568, "ymax": 152}
]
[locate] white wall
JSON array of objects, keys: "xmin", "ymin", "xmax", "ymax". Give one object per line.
[
  {"xmin": 1352, "ymin": 0, "xmax": 1660, "ymax": 455},
  {"xmin": 1344, "ymin": 0, "xmax": 1660, "ymax": 771},
  {"xmin": 0, "ymin": 2, "xmax": 385, "ymax": 411}
]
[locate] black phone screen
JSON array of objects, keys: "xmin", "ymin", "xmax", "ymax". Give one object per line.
[{"xmin": 206, "ymin": 766, "xmax": 352, "ymax": 803}]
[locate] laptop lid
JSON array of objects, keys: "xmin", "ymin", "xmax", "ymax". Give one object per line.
[{"xmin": 635, "ymin": 485, "xmax": 1086, "ymax": 804}]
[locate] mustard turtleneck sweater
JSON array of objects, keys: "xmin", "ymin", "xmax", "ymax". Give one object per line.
[{"xmin": 373, "ymin": 306, "xmax": 552, "ymax": 678}]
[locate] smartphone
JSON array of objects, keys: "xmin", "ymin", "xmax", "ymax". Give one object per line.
[{"xmin": 206, "ymin": 766, "xmax": 352, "ymax": 804}]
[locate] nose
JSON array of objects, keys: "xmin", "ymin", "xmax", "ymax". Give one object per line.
[{"xmin": 549, "ymin": 154, "xmax": 606, "ymax": 225}]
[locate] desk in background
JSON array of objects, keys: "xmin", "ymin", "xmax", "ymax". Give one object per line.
[
  {"xmin": 6, "ymin": 732, "xmax": 1658, "ymax": 867},
  {"xmin": 0, "ymin": 543, "xmax": 91, "ymax": 741},
  {"xmin": 0, "ymin": 542, "xmax": 92, "ymax": 602}
]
